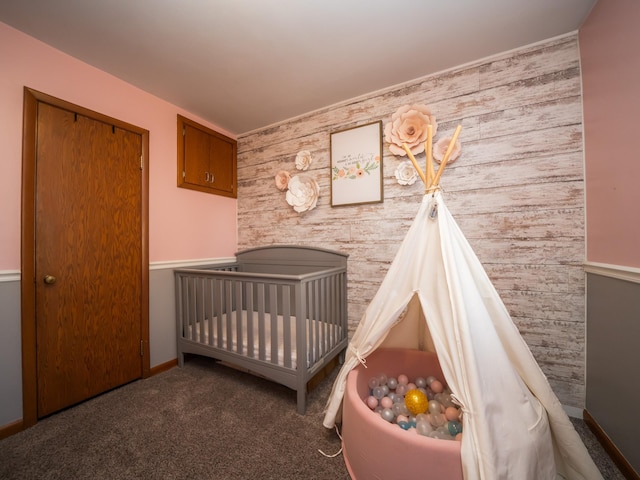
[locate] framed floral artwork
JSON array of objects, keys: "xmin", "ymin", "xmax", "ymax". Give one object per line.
[{"xmin": 330, "ymin": 121, "xmax": 383, "ymax": 207}]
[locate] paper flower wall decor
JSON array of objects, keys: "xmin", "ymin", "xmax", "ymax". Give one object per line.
[
  {"xmin": 394, "ymin": 160, "xmax": 419, "ymax": 186},
  {"xmin": 433, "ymin": 136, "xmax": 462, "ymax": 164},
  {"xmin": 385, "ymin": 104, "xmax": 463, "ymax": 187},
  {"xmin": 285, "ymin": 175, "xmax": 320, "ymax": 213},
  {"xmin": 274, "ymin": 151, "xmax": 319, "ymax": 213},
  {"xmin": 295, "ymin": 150, "xmax": 313, "ymax": 171},
  {"xmin": 384, "ymin": 104, "xmax": 438, "ymax": 156},
  {"xmin": 275, "ymin": 170, "xmax": 291, "ymax": 191}
]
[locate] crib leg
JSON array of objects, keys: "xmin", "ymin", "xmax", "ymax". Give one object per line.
[
  {"xmin": 178, "ymin": 350, "xmax": 185, "ymax": 367},
  {"xmin": 297, "ymin": 389, "xmax": 307, "ymax": 415}
]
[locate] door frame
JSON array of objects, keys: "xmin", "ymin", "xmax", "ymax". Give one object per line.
[{"xmin": 20, "ymin": 87, "xmax": 150, "ymax": 428}]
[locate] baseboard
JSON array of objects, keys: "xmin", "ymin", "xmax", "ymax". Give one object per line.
[
  {"xmin": 0, "ymin": 418, "xmax": 24, "ymax": 440},
  {"xmin": 150, "ymin": 358, "xmax": 178, "ymax": 376},
  {"xmin": 583, "ymin": 409, "xmax": 639, "ymax": 480}
]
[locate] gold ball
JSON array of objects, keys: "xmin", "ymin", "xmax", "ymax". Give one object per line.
[{"xmin": 404, "ymin": 388, "xmax": 428, "ymax": 415}]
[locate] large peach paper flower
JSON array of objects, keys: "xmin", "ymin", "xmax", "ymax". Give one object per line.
[
  {"xmin": 285, "ymin": 175, "xmax": 320, "ymax": 213},
  {"xmin": 384, "ymin": 104, "xmax": 437, "ymax": 157}
]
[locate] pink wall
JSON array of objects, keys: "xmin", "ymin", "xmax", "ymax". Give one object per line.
[
  {"xmin": 580, "ymin": 0, "xmax": 640, "ymax": 268},
  {"xmin": 0, "ymin": 22, "xmax": 237, "ymax": 270}
]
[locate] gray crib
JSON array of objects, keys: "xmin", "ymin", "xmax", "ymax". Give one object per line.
[{"xmin": 175, "ymin": 245, "xmax": 348, "ymax": 414}]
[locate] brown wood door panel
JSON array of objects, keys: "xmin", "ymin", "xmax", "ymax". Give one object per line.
[{"xmin": 34, "ymin": 102, "xmax": 143, "ymax": 417}]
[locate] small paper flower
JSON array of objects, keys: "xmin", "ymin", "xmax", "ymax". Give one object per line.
[
  {"xmin": 295, "ymin": 150, "xmax": 313, "ymax": 171},
  {"xmin": 384, "ymin": 104, "xmax": 438, "ymax": 157},
  {"xmin": 274, "ymin": 170, "xmax": 291, "ymax": 191},
  {"xmin": 285, "ymin": 174, "xmax": 320, "ymax": 213},
  {"xmin": 394, "ymin": 160, "xmax": 419, "ymax": 186},
  {"xmin": 433, "ymin": 136, "xmax": 462, "ymax": 164}
]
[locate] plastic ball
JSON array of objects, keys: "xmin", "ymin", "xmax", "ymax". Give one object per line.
[
  {"xmin": 398, "ymin": 420, "xmax": 410, "ymax": 430},
  {"xmin": 415, "ymin": 376, "xmax": 427, "ymax": 388},
  {"xmin": 430, "ymin": 412, "xmax": 446, "ymax": 427},
  {"xmin": 368, "ymin": 377, "xmax": 380, "ymax": 389},
  {"xmin": 416, "ymin": 419, "xmax": 434, "ymax": 436},
  {"xmin": 397, "ymin": 374, "xmax": 409, "ymax": 385},
  {"xmin": 377, "ymin": 373, "xmax": 388, "ymax": 386},
  {"xmin": 387, "ymin": 377, "xmax": 398, "ymax": 390},
  {"xmin": 428, "ymin": 399, "xmax": 443, "ymax": 415},
  {"xmin": 430, "ymin": 379, "xmax": 444, "ymax": 393},
  {"xmin": 395, "ymin": 384, "xmax": 408, "ymax": 396},
  {"xmin": 404, "ymin": 388, "xmax": 429, "ymax": 415},
  {"xmin": 447, "ymin": 420, "xmax": 463, "ymax": 436},
  {"xmin": 373, "ymin": 386, "xmax": 385, "ymax": 399},
  {"xmin": 380, "ymin": 408, "xmax": 395, "ymax": 422},
  {"xmin": 366, "ymin": 396, "xmax": 378, "ymax": 409},
  {"xmin": 445, "ymin": 406, "xmax": 459, "ymax": 421},
  {"xmin": 380, "ymin": 396, "xmax": 393, "ymax": 409}
]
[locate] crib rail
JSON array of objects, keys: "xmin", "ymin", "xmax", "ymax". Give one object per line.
[{"xmin": 175, "ymin": 266, "xmax": 348, "ymax": 371}]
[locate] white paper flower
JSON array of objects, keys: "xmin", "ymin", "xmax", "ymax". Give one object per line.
[
  {"xmin": 394, "ymin": 160, "xmax": 419, "ymax": 186},
  {"xmin": 295, "ymin": 150, "xmax": 313, "ymax": 171},
  {"xmin": 433, "ymin": 136, "xmax": 462, "ymax": 164},
  {"xmin": 285, "ymin": 174, "xmax": 320, "ymax": 213}
]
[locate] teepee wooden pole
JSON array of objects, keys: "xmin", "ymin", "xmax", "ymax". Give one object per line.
[
  {"xmin": 431, "ymin": 125, "xmax": 461, "ymax": 189},
  {"xmin": 401, "ymin": 143, "xmax": 427, "ymax": 186},
  {"xmin": 425, "ymin": 125, "xmax": 434, "ymax": 189}
]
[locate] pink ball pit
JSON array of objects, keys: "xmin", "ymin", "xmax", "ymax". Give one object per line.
[{"xmin": 342, "ymin": 348, "xmax": 463, "ymax": 480}]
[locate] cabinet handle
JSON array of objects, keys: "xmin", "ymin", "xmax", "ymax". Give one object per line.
[
  {"xmin": 210, "ymin": 174, "xmax": 215, "ymax": 183},
  {"xmin": 205, "ymin": 172, "xmax": 210, "ymax": 182}
]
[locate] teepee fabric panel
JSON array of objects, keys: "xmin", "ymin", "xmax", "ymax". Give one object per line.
[{"xmin": 323, "ymin": 191, "xmax": 601, "ymax": 480}]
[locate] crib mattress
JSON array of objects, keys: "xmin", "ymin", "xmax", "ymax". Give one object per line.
[{"xmin": 187, "ymin": 311, "xmax": 340, "ymax": 369}]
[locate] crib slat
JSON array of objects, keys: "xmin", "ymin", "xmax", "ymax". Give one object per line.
[
  {"xmin": 215, "ymin": 278, "xmax": 224, "ymax": 348},
  {"xmin": 257, "ymin": 283, "xmax": 266, "ymax": 361},
  {"xmin": 235, "ymin": 280, "xmax": 244, "ymax": 355},
  {"xmin": 269, "ymin": 284, "xmax": 278, "ymax": 364},
  {"xmin": 225, "ymin": 279, "xmax": 233, "ymax": 351},
  {"xmin": 282, "ymin": 285, "xmax": 292, "ymax": 368},
  {"xmin": 206, "ymin": 278, "xmax": 214, "ymax": 346},
  {"xmin": 246, "ymin": 282, "xmax": 255, "ymax": 358}
]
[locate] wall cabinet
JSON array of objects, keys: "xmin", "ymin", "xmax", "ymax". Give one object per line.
[{"xmin": 177, "ymin": 115, "xmax": 237, "ymax": 198}]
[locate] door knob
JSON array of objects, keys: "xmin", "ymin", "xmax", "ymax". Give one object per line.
[{"xmin": 43, "ymin": 275, "xmax": 56, "ymax": 285}]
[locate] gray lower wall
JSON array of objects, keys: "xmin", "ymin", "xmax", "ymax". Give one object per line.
[
  {"xmin": 0, "ymin": 275, "xmax": 22, "ymax": 426},
  {"xmin": 586, "ymin": 271, "xmax": 640, "ymax": 473}
]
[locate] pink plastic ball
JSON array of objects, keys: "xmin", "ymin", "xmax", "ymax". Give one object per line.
[
  {"xmin": 366, "ymin": 396, "xmax": 379, "ymax": 409},
  {"xmin": 381, "ymin": 396, "xmax": 393, "ymax": 409},
  {"xmin": 445, "ymin": 406, "xmax": 459, "ymax": 421},
  {"xmin": 397, "ymin": 374, "xmax": 409, "ymax": 385},
  {"xmin": 430, "ymin": 379, "xmax": 443, "ymax": 393}
]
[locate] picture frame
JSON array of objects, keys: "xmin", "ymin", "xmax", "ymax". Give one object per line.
[{"xmin": 330, "ymin": 121, "xmax": 383, "ymax": 207}]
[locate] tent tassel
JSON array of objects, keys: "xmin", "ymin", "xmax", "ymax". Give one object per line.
[{"xmin": 349, "ymin": 344, "xmax": 368, "ymax": 368}]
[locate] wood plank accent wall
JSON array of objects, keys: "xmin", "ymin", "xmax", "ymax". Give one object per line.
[{"xmin": 237, "ymin": 34, "xmax": 585, "ymax": 407}]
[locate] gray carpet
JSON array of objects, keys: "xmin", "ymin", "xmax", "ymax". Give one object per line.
[{"xmin": 0, "ymin": 356, "xmax": 626, "ymax": 479}]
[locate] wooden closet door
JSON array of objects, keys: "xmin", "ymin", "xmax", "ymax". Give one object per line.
[{"xmin": 34, "ymin": 102, "xmax": 143, "ymax": 417}]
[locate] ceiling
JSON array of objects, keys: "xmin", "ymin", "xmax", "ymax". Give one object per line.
[{"xmin": 0, "ymin": 0, "xmax": 597, "ymax": 135}]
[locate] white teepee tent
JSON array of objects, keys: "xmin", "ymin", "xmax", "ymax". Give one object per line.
[{"xmin": 323, "ymin": 127, "xmax": 602, "ymax": 480}]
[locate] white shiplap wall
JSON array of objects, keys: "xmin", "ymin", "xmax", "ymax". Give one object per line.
[{"xmin": 237, "ymin": 34, "xmax": 585, "ymax": 407}]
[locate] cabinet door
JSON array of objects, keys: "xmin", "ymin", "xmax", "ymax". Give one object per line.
[
  {"xmin": 183, "ymin": 123, "xmax": 211, "ymax": 186},
  {"xmin": 177, "ymin": 115, "xmax": 237, "ymax": 198},
  {"xmin": 209, "ymin": 135, "xmax": 235, "ymax": 196}
]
